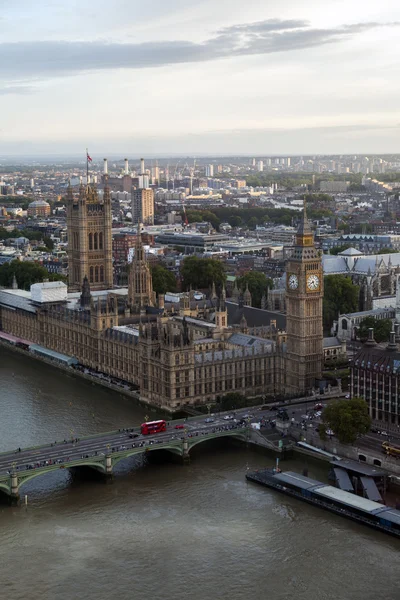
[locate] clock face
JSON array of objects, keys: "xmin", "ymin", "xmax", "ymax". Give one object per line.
[
  {"xmin": 288, "ymin": 274, "xmax": 299, "ymax": 290},
  {"xmin": 307, "ymin": 274, "xmax": 320, "ymax": 291}
]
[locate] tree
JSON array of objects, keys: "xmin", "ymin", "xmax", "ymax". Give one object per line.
[
  {"xmin": 181, "ymin": 256, "xmax": 226, "ymax": 290},
  {"xmin": 43, "ymin": 236, "xmax": 54, "ymax": 251},
  {"xmin": 247, "ymin": 217, "xmax": 259, "ymax": 230},
  {"xmin": 228, "ymin": 215, "xmax": 243, "ymax": 228},
  {"xmin": 329, "ymin": 244, "xmax": 352, "ymax": 255},
  {"xmin": 358, "ymin": 316, "xmax": 392, "ymax": 343},
  {"xmin": 377, "ymin": 248, "xmax": 399, "ymax": 254},
  {"xmin": 201, "ymin": 210, "xmax": 220, "ymax": 231},
  {"xmin": 150, "ymin": 264, "xmax": 177, "ymax": 295},
  {"xmin": 237, "ymin": 272, "xmax": 273, "ymax": 308},
  {"xmin": 186, "ymin": 210, "xmax": 204, "ymax": 224},
  {"xmin": 185, "ymin": 210, "xmax": 220, "ymax": 231},
  {"xmin": 320, "ymin": 397, "xmax": 371, "ymax": 444},
  {"xmin": 323, "ymin": 275, "xmax": 359, "ymax": 332},
  {"xmin": 0, "ymin": 260, "xmax": 65, "ymax": 291},
  {"xmin": 219, "ymin": 393, "xmax": 247, "ymax": 411}
]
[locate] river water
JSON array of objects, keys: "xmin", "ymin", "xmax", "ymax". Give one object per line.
[{"xmin": 0, "ymin": 348, "xmax": 398, "ymax": 600}]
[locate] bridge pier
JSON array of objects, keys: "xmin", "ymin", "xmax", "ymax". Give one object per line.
[
  {"xmin": 104, "ymin": 455, "xmax": 113, "ymax": 483},
  {"xmin": 182, "ymin": 439, "xmax": 190, "ymax": 464},
  {"xmin": 10, "ymin": 473, "xmax": 20, "ymax": 505}
]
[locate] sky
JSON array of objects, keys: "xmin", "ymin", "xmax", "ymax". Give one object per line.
[{"xmin": 1, "ymin": 0, "xmax": 400, "ymax": 156}]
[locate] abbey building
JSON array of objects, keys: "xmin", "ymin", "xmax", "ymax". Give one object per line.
[{"xmin": 0, "ymin": 176, "xmax": 324, "ymax": 411}]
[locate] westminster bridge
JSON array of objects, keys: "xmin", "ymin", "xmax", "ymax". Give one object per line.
[{"xmin": 0, "ymin": 396, "xmax": 342, "ymax": 504}]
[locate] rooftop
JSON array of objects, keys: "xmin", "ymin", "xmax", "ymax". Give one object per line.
[
  {"xmin": 330, "ymin": 458, "xmax": 385, "ymax": 477},
  {"xmin": 323, "ymin": 337, "xmax": 343, "ymax": 348},
  {"xmin": 313, "ymin": 485, "xmax": 386, "ymax": 514}
]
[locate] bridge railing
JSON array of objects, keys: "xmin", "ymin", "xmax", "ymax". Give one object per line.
[{"xmin": 0, "ymin": 393, "xmax": 344, "ymax": 458}]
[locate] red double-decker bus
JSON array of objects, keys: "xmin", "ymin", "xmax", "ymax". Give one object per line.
[{"xmin": 141, "ymin": 420, "xmax": 167, "ymax": 435}]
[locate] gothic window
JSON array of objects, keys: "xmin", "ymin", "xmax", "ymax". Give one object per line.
[
  {"xmin": 342, "ymin": 319, "xmax": 348, "ymax": 330},
  {"xmin": 100, "ymin": 265, "xmax": 104, "ymax": 282},
  {"xmin": 90, "ymin": 267, "xmax": 94, "ymax": 283},
  {"xmin": 95, "ymin": 267, "xmax": 99, "ymax": 282},
  {"xmin": 99, "ymin": 232, "xmax": 103, "ymax": 250},
  {"xmin": 175, "ymin": 355, "xmax": 180, "ymax": 365},
  {"xmin": 89, "ymin": 233, "xmax": 93, "ymax": 250},
  {"xmin": 94, "ymin": 233, "xmax": 98, "ymax": 250}
]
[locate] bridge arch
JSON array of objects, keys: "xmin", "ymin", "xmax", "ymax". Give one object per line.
[
  {"xmin": 0, "ymin": 482, "xmax": 11, "ymax": 496},
  {"xmin": 187, "ymin": 431, "xmax": 247, "ymax": 453},
  {"xmin": 16, "ymin": 461, "xmax": 107, "ymax": 492},
  {"xmin": 111, "ymin": 445, "xmax": 183, "ymax": 468}
]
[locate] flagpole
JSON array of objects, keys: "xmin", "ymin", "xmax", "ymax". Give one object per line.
[{"xmin": 86, "ymin": 147, "xmax": 89, "ymax": 184}]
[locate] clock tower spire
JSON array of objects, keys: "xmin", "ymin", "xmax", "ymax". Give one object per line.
[{"xmin": 285, "ymin": 199, "xmax": 323, "ymax": 394}]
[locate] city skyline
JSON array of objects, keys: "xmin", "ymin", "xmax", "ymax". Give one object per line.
[{"xmin": 1, "ymin": 0, "xmax": 400, "ymax": 154}]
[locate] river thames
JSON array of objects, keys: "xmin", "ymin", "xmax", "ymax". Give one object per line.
[{"xmin": 0, "ymin": 348, "xmax": 399, "ymax": 600}]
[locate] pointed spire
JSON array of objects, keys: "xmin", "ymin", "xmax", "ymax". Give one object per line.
[
  {"xmin": 232, "ymin": 278, "xmax": 240, "ymax": 302},
  {"xmin": 296, "ymin": 195, "xmax": 312, "ymax": 237},
  {"xmin": 11, "ymin": 273, "xmax": 18, "ymax": 290},
  {"xmin": 261, "ymin": 292, "xmax": 267, "ymax": 310},
  {"xmin": 211, "ymin": 280, "xmax": 217, "ymax": 301},
  {"xmin": 243, "ymin": 283, "xmax": 252, "ymax": 306}
]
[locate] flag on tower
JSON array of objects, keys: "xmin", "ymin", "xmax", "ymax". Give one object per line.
[{"xmin": 87, "ymin": 152, "xmax": 92, "ymax": 163}]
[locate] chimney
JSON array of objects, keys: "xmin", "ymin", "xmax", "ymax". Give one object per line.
[
  {"xmin": 365, "ymin": 327, "xmax": 376, "ymax": 347},
  {"xmin": 140, "ymin": 158, "xmax": 145, "ymax": 174},
  {"xmin": 103, "ymin": 158, "xmax": 108, "ymax": 174},
  {"xmin": 124, "ymin": 158, "xmax": 129, "ymax": 175},
  {"xmin": 387, "ymin": 330, "xmax": 397, "ymax": 351},
  {"xmin": 158, "ymin": 293, "xmax": 165, "ymax": 310}
]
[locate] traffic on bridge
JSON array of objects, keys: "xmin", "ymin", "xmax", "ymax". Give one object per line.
[{"xmin": 0, "ymin": 397, "xmax": 341, "ymax": 504}]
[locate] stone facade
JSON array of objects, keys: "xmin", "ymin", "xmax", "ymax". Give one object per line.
[
  {"xmin": 285, "ymin": 203, "xmax": 324, "ymax": 393},
  {"xmin": 66, "ymin": 180, "xmax": 113, "ymax": 291},
  {"xmin": 0, "ymin": 185, "xmax": 323, "ymax": 410}
]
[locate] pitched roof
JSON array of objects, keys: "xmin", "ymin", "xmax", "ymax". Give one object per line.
[{"xmin": 226, "ymin": 301, "xmax": 286, "ymax": 330}]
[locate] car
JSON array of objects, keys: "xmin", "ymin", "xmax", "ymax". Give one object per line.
[
  {"xmin": 325, "ymin": 429, "xmax": 335, "ymax": 436},
  {"xmin": 314, "ymin": 403, "xmax": 323, "ymax": 410},
  {"xmin": 223, "ymin": 415, "xmax": 234, "ymax": 420},
  {"xmin": 204, "ymin": 417, "xmax": 215, "ymax": 423},
  {"xmin": 175, "ymin": 424, "xmax": 185, "ymax": 429},
  {"xmin": 314, "ymin": 411, "xmax": 322, "ymax": 418},
  {"xmin": 129, "ymin": 433, "xmax": 139, "ymax": 438},
  {"xmin": 379, "ymin": 430, "xmax": 388, "ymax": 436},
  {"xmin": 345, "ymin": 394, "xmax": 350, "ymax": 399}
]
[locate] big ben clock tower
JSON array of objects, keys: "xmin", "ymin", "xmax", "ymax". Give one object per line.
[{"xmin": 285, "ymin": 202, "xmax": 323, "ymax": 394}]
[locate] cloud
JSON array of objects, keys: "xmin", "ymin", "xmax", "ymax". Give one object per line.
[
  {"xmin": 0, "ymin": 19, "xmax": 397, "ymax": 84},
  {"xmin": 0, "ymin": 85, "xmax": 36, "ymax": 95}
]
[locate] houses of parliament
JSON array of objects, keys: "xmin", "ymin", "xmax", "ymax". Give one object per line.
[{"xmin": 0, "ymin": 176, "xmax": 324, "ymax": 411}]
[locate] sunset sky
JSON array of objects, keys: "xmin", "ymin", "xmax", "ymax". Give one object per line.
[{"xmin": 1, "ymin": 0, "xmax": 400, "ymax": 155}]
